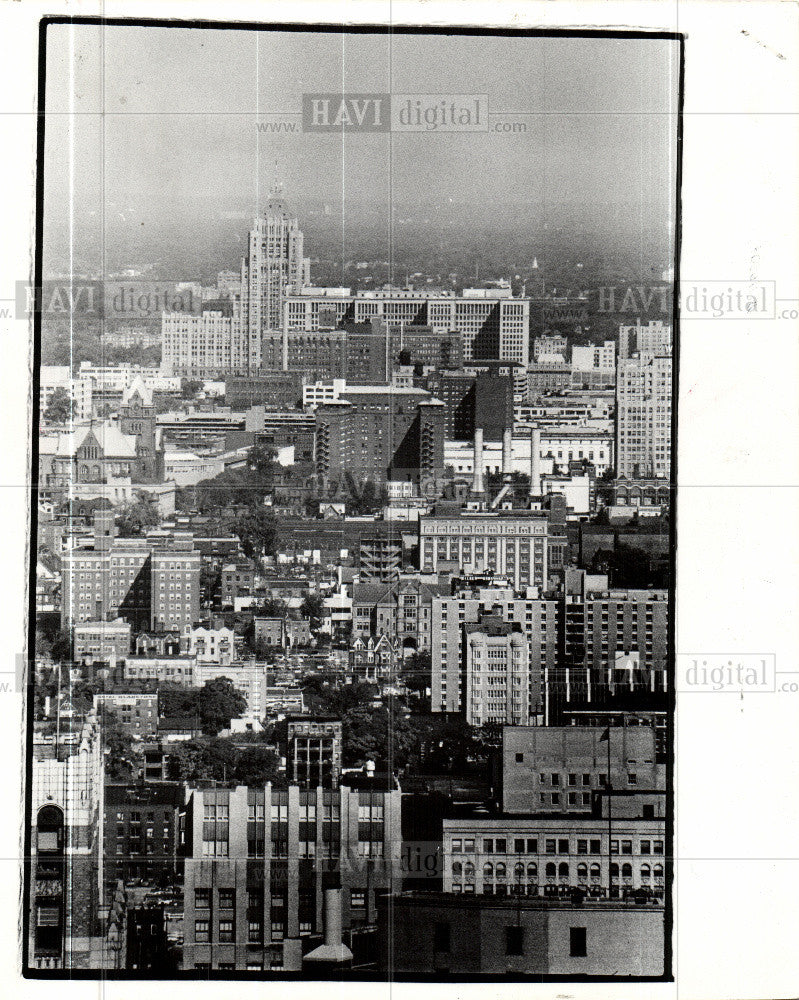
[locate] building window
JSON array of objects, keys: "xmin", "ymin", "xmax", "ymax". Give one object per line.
[
  {"xmin": 219, "ymin": 889, "xmax": 234, "ymax": 910},
  {"xmin": 219, "ymin": 920, "xmax": 234, "ymax": 943},
  {"xmin": 195, "ymin": 889, "xmax": 210, "ymax": 909},
  {"xmin": 570, "ymin": 926, "xmax": 587, "ymax": 957},
  {"xmin": 433, "ymin": 922, "xmax": 450, "ymax": 952},
  {"xmin": 505, "ymin": 926, "xmax": 524, "ymax": 956},
  {"xmin": 248, "ymin": 920, "xmax": 262, "ymax": 944},
  {"xmin": 194, "ymin": 920, "xmax": 209, "ymax": 943}
]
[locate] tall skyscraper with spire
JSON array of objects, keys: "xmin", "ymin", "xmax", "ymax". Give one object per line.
[{"xmin": 238, "ymin": 180, "xmax": 310, "ymax": 368}]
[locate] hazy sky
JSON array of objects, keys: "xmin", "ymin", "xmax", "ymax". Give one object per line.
[{"xmin": 43, "ymin": 25, "xmax": 679, "ymax": 257}]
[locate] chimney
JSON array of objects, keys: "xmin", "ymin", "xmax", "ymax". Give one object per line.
[
  {"xmin": 501, "ymin": 427, "xmax": 513, "ymax": 481},
  {"xmin": 529, "ymin": 425, "xmax": 541, "ymax": 496},
  {"xmin": 303, "ymin": 888, "xmax": 353, "ymax": 967},
  {"xmin": 472, "ymin": 427, "xmax": 485, "ymax": 494}
]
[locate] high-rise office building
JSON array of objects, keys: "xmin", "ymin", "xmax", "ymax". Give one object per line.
[
  {"xmin": 160, "ymin": 310, "xmax": 248, "ymax": 378},
  {"xmin": 239, "ymin": 186, "xmax": 311, "ymax": 359},
  {"xmin": 285, "ymin": 289, "xmax": 530, "ymax": 366},
  {"xmin": 616, "ymin": 324, "xmax": 672, "ymax": 480}
]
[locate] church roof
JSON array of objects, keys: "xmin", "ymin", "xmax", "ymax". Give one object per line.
[
  {"xmin": 56, "ymin": 421, "xmax": 138, "ymax": 459},
  {"xmin": 121, "ymin": 375, "xmax": 153, "ymax": 407}
]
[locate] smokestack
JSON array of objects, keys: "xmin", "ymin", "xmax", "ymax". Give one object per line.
[
  {"xmin": 502, "ymin": 427, "xmax": 513, "ymax": 481},
  {"xmin": 472, "ymin": 427, "xmax": 485, "ymax": 494},
  {"xmin": 303, "ymin": 888, "xmax": 353, "ymax": 967},
  {"xmin": 529, "ymin": 425, "xmax": 541, "ymax": 496}
]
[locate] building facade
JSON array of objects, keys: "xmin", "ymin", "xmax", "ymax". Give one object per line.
[
  {"xmin": 73, "ymin": 619, "xmax": 132, "ymax": 661},
  {"xmin": 180, "ymin": 780, "xmax": 401, "ymax": 972},
  {"xmin": 379, "ymin": 893, "xmax": 664, "ymax": 976},
  {"xmin": 419, "ymin": 513, "xmax": 549, "ymax": 590},
  {"xmin": 463, "ymin": 616, "xmax": 531, "ymax": 726},
  {"xmin": 28, "ymin": 715, "xmax": 106, "ymax": 970},
  {"xmin": 284, "ymin": 289, "xmax": 530, "ymax": 366},
  {"xmin": 315, "ymin": 387, "xmax": 445, "ymax": 487}
]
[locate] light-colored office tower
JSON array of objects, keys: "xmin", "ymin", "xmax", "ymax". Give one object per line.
[
  {"xmin": 616, "ymin": 352, "xmax": 672, "ymax": 480},
  {"xmin": 239, "ymin": 186, "xmax": 311, "ymax": 363}
]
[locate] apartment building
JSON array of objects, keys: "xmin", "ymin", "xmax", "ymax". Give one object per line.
[
  {"xmin": 73, "ymin": 618, "xmax": 132, "ymax": 661},
  {"xmin": 62, "ymin": 513, "xmax": 200, "ymax": 633},
  {"xmin": 430, "ymin": 573, "xmax": 669, "ymax": 722}
]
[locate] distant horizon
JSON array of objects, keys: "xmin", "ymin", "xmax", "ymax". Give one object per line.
[{"xmin": 42, "ymin": 24, "xmax": 679, "ymax": 281}]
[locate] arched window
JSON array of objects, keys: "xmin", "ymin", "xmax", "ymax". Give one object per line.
[
  {"xmin": 545, "ymin": 862, "xmax": 556, "ymax": 879},
  {"xmin": 558, "ymin": 862, "xmax": 569, "ymax": 879},
  {"xmin": 464, "ymin": 863, "xmax": 475, "ymax": 882},
  {"xmin": 653, "ymin": 864, "xmax": 664, "ymax": 881},
  {"xmin": 495, "ymin": 863, "xmax": 506, "ymax": 881},
  {"xmin": 610, "ymin": 863, "xmax": 619, "ymax": 878},
  {"xmin": 514, "ymin": 862, "xmax": 525, "ymax": 880},
  {"xmin": 590, "ymin": 863, "xmax": 601, "ymax": 881},
  {"xmin": 622, "ymin": 863, "xmax": 632, "ymax": 878},
  {"xmin": 452, "ymin": 861, "xmax": 462, "ymax": 878},
  {"xmin": 483, "ymin": 862, "xmax": 493, "ymax": 881},
  {"xmin": 526, "ymin": 863, "xmax": 537, "ymax": 882},
  {"xmin": 576, "ymin": 863, "xmax": 588, "ymax": 881},
  {"xmin": 640, "ymin": 864, "xmax": 651, "ymax": 881}
]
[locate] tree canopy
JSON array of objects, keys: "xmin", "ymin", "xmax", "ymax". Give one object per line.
[{"xmin": 160, "ymin": 677, "xmax": 248, "ymax": 735}]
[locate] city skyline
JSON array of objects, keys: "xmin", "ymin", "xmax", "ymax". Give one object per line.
[{"xmin": 27, "ymin": 19, "xmax": 679, "ymax": 982}]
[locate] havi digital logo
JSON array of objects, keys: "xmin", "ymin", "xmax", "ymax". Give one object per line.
[{"xmin": 303, "ymin": 93, "xmax": 489, "ymax": 132}]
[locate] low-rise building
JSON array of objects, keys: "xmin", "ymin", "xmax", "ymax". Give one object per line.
[
  {"xmin": 93, "ymin": 692, "xmax": 159, "ymax": 739},
  {"xmin": 496, "ymin": 725, "xmax": 664, "ymax": 815},
  {"xmin": 104, "ymin": 782, "xmax": 183, "ymax": 885},
  {"xmin": 186, "ymin": 625, "xmax": 235, "ymax": 665},
  {"xmin": 442, "ymin": 813, "xmax": 665, "ymax": 900},
  {"xmin": 74, "ymin": 619, "xmax": 132, "ymax": 661},
  {"xmin": 284, "ymin": 716, "xmax": 343, "ymax": 788},
  {"xmin": 123, "ymin": 655, "xmax": 196, "ymax": 686}
]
